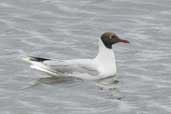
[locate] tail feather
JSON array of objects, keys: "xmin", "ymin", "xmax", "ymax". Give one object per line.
[
  {"xmin": 22, "ymin": 56, "xmax": 86, "ymax": 78},
  {"xmin": 22, "ymin": 56, "xmax": 59, "ymax": 76},
  {"xmin": 28, "ymin": 56, "xmax": 50, "ymax": 62},
  {"xmin": 23, "ymin": 56, "xmax": 50, "ymax": 63}
]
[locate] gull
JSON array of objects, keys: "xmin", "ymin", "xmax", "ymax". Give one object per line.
[{"xmin": 23, "ymin": 32, "xmax": 129, "ymax": 81}]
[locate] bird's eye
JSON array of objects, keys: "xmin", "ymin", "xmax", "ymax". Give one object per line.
[{"xmin": 112, "ymin": 35, "xmax": 116, "ymax": 38}]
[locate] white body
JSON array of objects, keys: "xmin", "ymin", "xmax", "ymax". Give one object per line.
[{"xmin": 23, "ymin": 38, "xmax": 117, "ymax": 80}]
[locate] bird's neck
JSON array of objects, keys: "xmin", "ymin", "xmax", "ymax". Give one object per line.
[{"xmin": 94, "ymin": 39, "xmax": 116, "ymax": 75}]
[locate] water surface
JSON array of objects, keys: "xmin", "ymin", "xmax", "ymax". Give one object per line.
[{"xmin": 0, "ymin": 0, "xmax": 171, "ymax": 114}]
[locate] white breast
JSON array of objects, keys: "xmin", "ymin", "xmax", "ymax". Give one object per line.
[{"xmin": 94, "ymin": 39, "xmax": 117, "ymax": 76}]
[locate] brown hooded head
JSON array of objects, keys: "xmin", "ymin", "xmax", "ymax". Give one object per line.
[{"xmin": 101, "ymin": 32, "xmax": 129, "ymax": 49}]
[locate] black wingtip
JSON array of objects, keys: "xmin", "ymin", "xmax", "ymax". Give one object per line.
[{"xmin": 29, "ymin": 56, "xmax": 50, "ymax": 62}]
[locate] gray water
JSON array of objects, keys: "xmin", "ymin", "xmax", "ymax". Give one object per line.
[{"xmin": 0, "ymin": 0, "xmax": 171, "ymax": 114}]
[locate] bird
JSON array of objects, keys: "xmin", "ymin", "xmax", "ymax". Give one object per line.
[{"xmin": 23, "ymin": 32, "xmax": 129, "ymax": 81}]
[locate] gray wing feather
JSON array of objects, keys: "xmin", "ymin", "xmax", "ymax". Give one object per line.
[{"xmin": 48, "ymin": 64, "xmax": 98, "ymax": 76}]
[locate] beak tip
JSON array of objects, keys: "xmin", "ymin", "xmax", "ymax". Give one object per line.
[{"xmin": 119, "ymin": 39, "xmax": 130, "ymax": 43}]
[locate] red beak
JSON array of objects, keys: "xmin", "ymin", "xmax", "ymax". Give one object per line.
[{"xmin": 119, "ymin": 39, "xmax": 130, "ymax": 43}]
